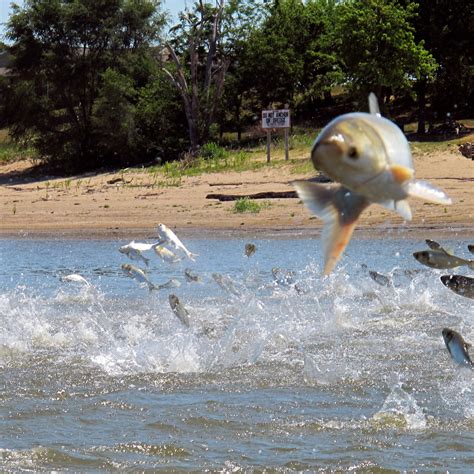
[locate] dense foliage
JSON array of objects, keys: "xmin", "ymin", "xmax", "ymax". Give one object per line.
[{"xmin": 0, "ymin": 0, "xmax": 472, "ymax": 172}]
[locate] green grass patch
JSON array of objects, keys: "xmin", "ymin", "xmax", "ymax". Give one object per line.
[
  {"xmin": 0, "ymin": 141, "xmax": 35, "ymax": 163},
  {"xmin": 148, "ymin": 148, "xmax": 265, "ymax": 180},
  {"xmin": 232, "ymin": 197, "xmax": 272, "ymax": 214},
  {"xmin": 410, "ymin": 132, "xmax": 474, "ymax": 155},
  {"xmin": 0, "ymin": 129, "xmax": 37, "ymax": 164}
]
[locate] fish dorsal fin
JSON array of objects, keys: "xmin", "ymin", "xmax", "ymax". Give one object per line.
[
  {"xmin": 406, "ymin": 180, "xmax": 452, "ymax": 205},
  {"xmin": 368, "ymin": 93, "xmax": 381, "ymax": 117},
  {"xmin": 292, "ymin": 181, "xmax": 370, "ymax": 275}
]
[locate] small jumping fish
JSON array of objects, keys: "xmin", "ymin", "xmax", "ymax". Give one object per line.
[
  {"xmin": 153, "ymin": 245, "xmax": 182, "ymax": 263},
  {"xmin": 60, "ymin": 273, "xmax": 91, "ymax": 286},
  {"xmin": 184, "ymin": 268, "xmax": 201, "ymax": 283},
  {"xmin": 157, "ymin": 278, "xmax": 181, "ymax": 290},
  {"xmin": 169, "ymin": 294, "xmax": 190, "ymax": 327},
  {"xmin": 413, "ymin": 250, "xmax": 474, "ymax": 270},
  {"xmin": 121, "ymin": 263, "xmax": 156, "ymax": 291},
  {"xmin": 212, "ymin": 273, "xmax": 241, "ymax": 296},
  {"xmin": 369, "ymin": 270, "xmax": 392, "ymax": 287},
  {"xmin": 442, "ymin": 328, "xmax": 473, "ymax": 367},
  {"xmin": 245, "ymin": 243, "xmax": 257, "ymax": 258},
  {"xmin": 440, "ymin": 274, "xmax": 474, "ymax": 299},
  {"xmin": 292, "ymin": 94, "xmax": 451, "ymax": 275},
  {"xmin": 157, "ymin": 223, "xmax": 198, "ymax": 261},
  {"xmin": 119, "ymin": 241, "xmax": 151, "ymax": 266}
]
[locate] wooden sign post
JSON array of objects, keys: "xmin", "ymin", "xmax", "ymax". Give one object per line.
[{"xmin": 261, "ymin": 108, "xmax": 291, "ymax": 162}]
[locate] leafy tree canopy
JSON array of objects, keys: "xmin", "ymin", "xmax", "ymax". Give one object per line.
[
  {"xmin": 333, "ymin": 0, "xmax": 437, "ymax": 106},
  {"xmin": 3, "ymin": 0, "xmax": 168, "ymax": 172}
]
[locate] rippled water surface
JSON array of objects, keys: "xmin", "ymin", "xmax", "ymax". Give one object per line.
[{"xmin": 1, "ymin": 234, "xmax": 473, "ymax": 471}]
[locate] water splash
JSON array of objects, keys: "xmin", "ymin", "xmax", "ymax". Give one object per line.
[{"xmin": 372, "ymin": 382, "xmax": 427, "ymax": 430}]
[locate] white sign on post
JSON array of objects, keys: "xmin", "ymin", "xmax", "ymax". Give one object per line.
[
  {"xmin": 262, "ymin": 109, "xmax": 290, "ymax": 129},
  {"xmin": 262, "ymin": 109, "xmax": 291, "ymax": 162}
]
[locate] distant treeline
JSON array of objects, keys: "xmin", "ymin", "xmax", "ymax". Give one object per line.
[{"xmin": 0, "ymin": 0, "xmax": 472, "ymax": 173}]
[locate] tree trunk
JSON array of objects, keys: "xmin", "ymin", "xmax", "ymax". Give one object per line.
[
  {"xmin": 236, "ymin": 95, "xmax": 242, "ymax": 142},
  {"xmin": 416, "ymin": 79, "xmax": 427, "ymax": 135}
]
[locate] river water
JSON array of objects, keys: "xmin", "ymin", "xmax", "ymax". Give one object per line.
[{"xmin": 1, "ymin": 233, "xmax": 473, "ymax": 471}]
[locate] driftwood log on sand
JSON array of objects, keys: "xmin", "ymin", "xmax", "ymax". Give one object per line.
[
  {"xmin": 206, "ymin": 191, "xmax": 298, "ymax": 201},
  {"xmin": 459, "ymin": 142, "xmax": 474, "ymax": 160}
]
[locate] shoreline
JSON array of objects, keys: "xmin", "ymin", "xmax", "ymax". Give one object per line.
[
  {"xmin": 1, "ymin": 146, "xmax": 473, "ymax": 241},
  {"xmin": 1, "ymin": 223, "xmax": 474, "ymax": 240}
]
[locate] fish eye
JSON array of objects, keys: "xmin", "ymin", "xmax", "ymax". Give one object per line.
[{"xmin": 347, "ymin": 146, "xmax": 358, "ymax": 160}]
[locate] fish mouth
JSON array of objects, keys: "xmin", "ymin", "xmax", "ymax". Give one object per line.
[{"xmin": 440, "ymin": 275, "xmax": 452, "ymax": 286}]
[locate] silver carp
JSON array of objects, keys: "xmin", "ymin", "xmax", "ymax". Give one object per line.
[
  {"xmin": 414, "ymin": 250, "xmax": 474, "ymax": 270},
  {"xmin": 442, "ymin": 328, "xmax": 473, "ymax": 367},
  {"xmin": 440, "ymin": 274, "xmax": 474, "ymax": 299},
  {"xmin": 169, "ymin": 294, "xmax": 190, "ymax": 327},
  {"xmin": 292, "ymin": 94, "xmax": 451, "ymax": 275}
]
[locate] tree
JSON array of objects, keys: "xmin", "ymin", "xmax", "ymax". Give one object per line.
[
  {"xmin": 3, "ymin": 0, "xmax": 166, "ymax": 172},
  {"xmin": 163, "ymin": 0, "xmax": 259, "ymax": 155},
  {"xmin": 332, "ymin": 0, "xmax": 437, "ymax": 110},
  {"xmin": 414, "ymin": 0, "xmax": 474, "ymax": 132},
  {"xmin": 224, "ymin": 0, "xmax": 341, "ymax": 127}
]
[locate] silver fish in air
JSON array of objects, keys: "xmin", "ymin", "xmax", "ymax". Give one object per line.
[
  {"xmin": 440, "ymin": 274, "xmax": 474, "ymax": 299},
  {"xmin": 442, "ymin": 328, "xmax": 473, "ymax": 367},
  {"xmin": 119, "ymin": 241, "xmax": 153, "ymax": 266},
  {"xmin": 413, "ymin": 250, "xmax": 474, "ymax": 270},
  {"xmin": 157, "ymin": 223, "xmax": 198, "ymax": 261},
  {"xmin": 169, "ymin": 294, "xmax": 190, "ymax": 327},
  {"xmin": 369, "ymin": 270, "xmax": 392, "ymax": 287},
  {"xmin": 184, "ymin": 268, "xmax": 201, "ymax": 283},
  {"xmin": 245, "ymin": 243, "xmax": 257, "ymax": 258},
  {"xmin": 153, "ymin": 245, "xmax": 182, "ymax": 263},
  {"xmin": 121, "ymin": 263, "xmax": 157, "ymax": 291},
  {"xmin": 292, "ymin": 94, "xmax": 451, "ymax": 275},
  {"xmin": 157, "ymin": 278, "xmax": 181, "ymax": 290},
  {"xmin": 212, "ymin": 273, "xmax": 241, "ymax": 297},
  {"xmin": 60, "ymin": 273, "xmax": 91, "ymax": 286}
]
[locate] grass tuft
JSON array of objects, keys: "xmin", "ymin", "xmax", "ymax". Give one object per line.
[{"xmin": 232, "ymin": 197, "xmax": 272, "ymax": 214}]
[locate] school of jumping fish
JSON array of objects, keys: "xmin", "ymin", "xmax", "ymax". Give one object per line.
[{"xmin": 60, "ymin": 94, "xmax": 472, "ymax": 370}]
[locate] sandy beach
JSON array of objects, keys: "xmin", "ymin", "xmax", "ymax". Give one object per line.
[{"xmin": 1, "ymin": 144, "xmax": 473, "ymax": 239}]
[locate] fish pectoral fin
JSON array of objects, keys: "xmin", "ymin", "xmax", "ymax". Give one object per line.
[
  {"xmin": 292, "ymin": 181, "xmax": 370, "ymax": 275},
  {"xmin": 379, "ymin": 199, "xmax": 412, "ymax": 221},
  {"xmin": 394, "ymin": 200, "xmax": 412, "ymax": 221},
  {"xmin": 389, "ymin": 164, "xmax": 414, "ymax": 184},
  {"xmin": 406, "ymin": 180, "xmax": 452, "ymax": 205}
]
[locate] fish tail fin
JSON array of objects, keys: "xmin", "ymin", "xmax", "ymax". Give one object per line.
[
  {"xmin": 406, "ymin": 180, "xmax": 452, "ymax": 205},
  {"xmin": 292, "ymin": 181, "xmax": 370, "ymax": 275},
  {"xmin": 186, "ymin": 251, "xmax": 199, "ymax": 262}
]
